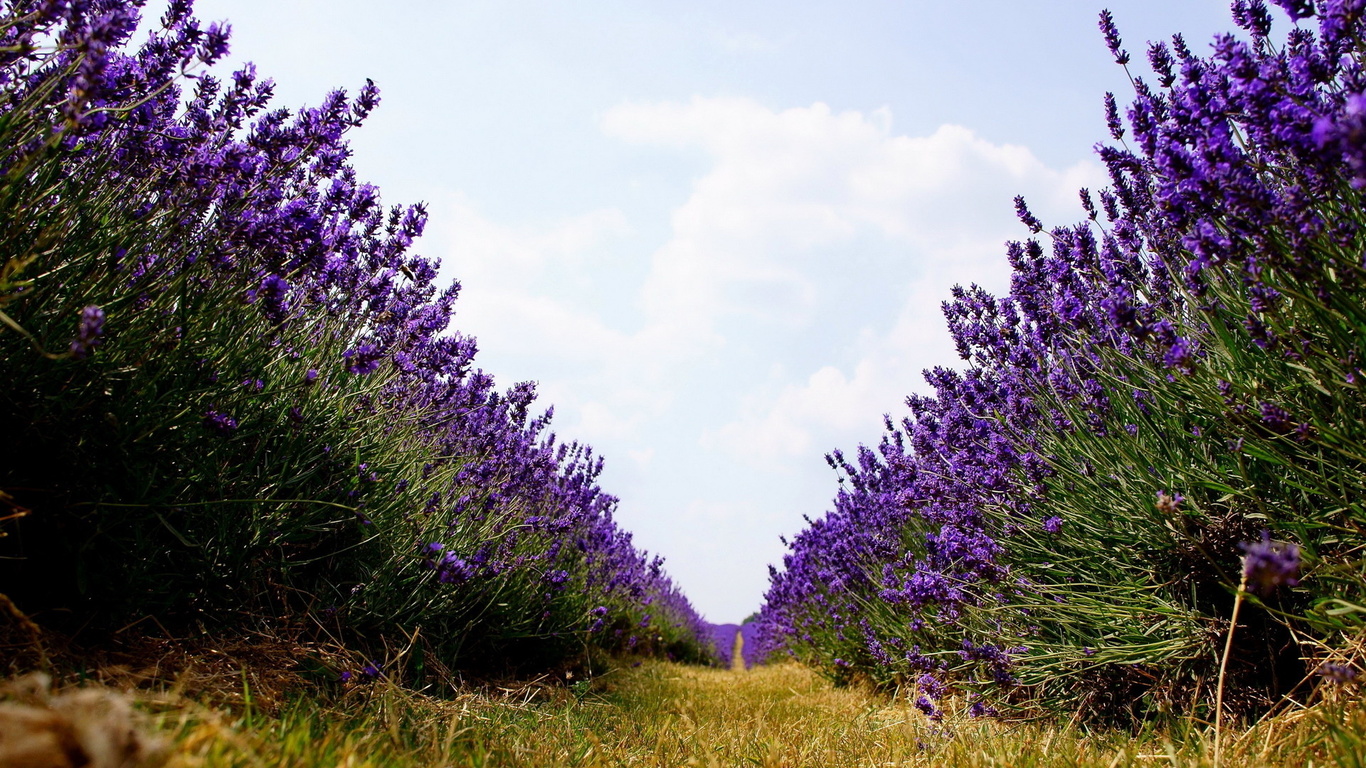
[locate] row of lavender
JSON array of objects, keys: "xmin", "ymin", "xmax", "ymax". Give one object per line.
[
  {"xmin": 760, "ymin": 0, "xmax": 1366, "ymax": 722},
  {"xmin": 704, "ymin": 621, "xmax": 765, "ymax": 670},
  {"xmin": 0, "ymin": 0, "xmax": 709, "ymax": 675}
]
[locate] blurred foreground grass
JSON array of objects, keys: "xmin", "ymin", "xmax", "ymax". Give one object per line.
[{"xmin": 154, "ymin": 661, "xmax": 1364, "ymax": 768}]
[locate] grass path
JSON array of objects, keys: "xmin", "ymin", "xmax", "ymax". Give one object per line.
[{"xmin": 159, "ymin": 661, "xmax": 1363, "ymax": 767}]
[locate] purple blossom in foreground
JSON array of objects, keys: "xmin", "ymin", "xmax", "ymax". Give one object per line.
[
  {"xmin": 1269, "ymin": 0, "xmax": 1314, "ymax": 21},
  {"xmin": 1098, "ymin": 9, "xmax": 1130, "ymax": 65},
  {"xmin": 203, "ymin": 407, "xmax": 238, "ymax": 435},
  {"xmin": 343, "ymin": 343, "xmax": 384, "ymax": 375},
  {"xmin": 1314, "ymin": 93, "xmax": 1366, "ymax": 188},
  {"xmin": 1104, "ymin": 92, "xmax": 1124, "ymax": 140},
  {"xmin": 1155, "ymin": 492, "xmax": 1183, "ymax": 516},
  {"xmin": 1240, "ymin": 533, "xmax": 1300, "ymax": 593},
  {"xmin": 1259, "ymin": 402, "xmax": 1294, "ymax": 433},
  {"xmin": 257, "ymin": 274, "xmax": 290, "ymax": 324},
  {"xmin": 967, "ymin": 698, "xmax": 998, "ymax": 718},
  {"xmin": 1014, "ymin": 195, "xmax": 1043, "ymax": 234},
  {"xmin": 69, "ymin": 305, "xmax": 105, "ymax": 358},
  {"xmin": 424, "ymin": 542, "xmax": 476, "ymax": 584},
  {"xmin": 1318, "ymin": 663, "xmax": 1359, "ymax": 684}
]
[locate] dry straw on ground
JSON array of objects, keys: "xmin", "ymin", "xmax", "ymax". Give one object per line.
[
  {"xmin": 0, "ymin": 673, "xmax": 166, "ymax": 768},
  {"xmin": 152, "ymin": 660, "xmax": 1366, "ymax": 767}
]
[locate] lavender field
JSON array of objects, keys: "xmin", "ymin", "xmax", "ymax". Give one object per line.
[
  {"xmin": 0, "ymin": 0, "xmax": 709, "ymax": 678},
  {"xmin": 0, "ymin": 0, "xmax": 1364, "ymax": 765},
  {"xmin": 757, "ymin": 0, "xmax": 1366, "ymax": 727}
]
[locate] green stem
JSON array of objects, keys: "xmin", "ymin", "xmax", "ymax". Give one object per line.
[{"xmin": 1214, "ymin": 570, "xmax": 1248, "ymax": 768}]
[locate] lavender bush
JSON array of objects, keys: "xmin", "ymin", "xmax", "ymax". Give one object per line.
[
  {"xmin": 0, "ymin": 0, "xmax": 709, "ymax": 674},
  {"xmin": 761, "ymin": 0, "xmax": 1366, "ymax": 723}
]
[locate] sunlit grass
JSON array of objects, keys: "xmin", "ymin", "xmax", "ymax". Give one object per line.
[{"xmin": 153, "ymin": 660, "xmax": 1366, "ymax": 767}]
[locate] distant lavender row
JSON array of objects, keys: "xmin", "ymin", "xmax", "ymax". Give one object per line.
[
  {"xmin": 760, "ymin": 0, "xmax": 1366, "ymax": 722},
  {"xmin": 703, "ymin": 621, "xmax": 765, "ymax": 669},
  {"xmin": 0, "ymin": 0, "xmax": 710, "ymax": 673}
]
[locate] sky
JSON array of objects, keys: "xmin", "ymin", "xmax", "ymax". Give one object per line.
[{"xmin": 171, "ymin": 0, "xmax": 1240, "ymax": 623}]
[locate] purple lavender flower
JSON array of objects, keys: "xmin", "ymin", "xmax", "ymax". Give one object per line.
[
  {"xmin": 914, "ymin": 695, "xmax": 942, "ymax": 721},
  {"xmin": 1098, "ymin": 10, "xmax": 1131, "ymax": 65},
  {"xmin": 1259, "ymin": 402, "xmax": 1293, "ymax": 432},
  {"xmin": 1240, "ymin": 532, "xmax": 1301, "ymax": 593},
  {"xmin": 343, "ymin": 343, "xmax": 384, "ymax": 375},
  {"xmin": 1104, "ymin": 92, "xmax": 1124, "ymax": 140},
  {"xmin": 1231, "ymin": 0, "xmax": 1274, "ymax": 39},
  {"xmin": 1269, "ymin": 0, "xmax": 1315, "ymax": 20},
  {"xmin": 203, "ymin": 407, "xmax": 238, "ymax": 435},
  {"xmin": 1318, "ymin": 93, "xmax": 1366, "ymax": 188},
  {"xmin": 1163, "ymin": 336, "xmax": 1196, "ymax": 373},
  {"xmin": 258, "ymin": 274, "xmax": 290, "ymax": 324},
  {"xmin": 69, "ymin": 305, "xmax": 105, "ymax": 358},
  {"xmin": 1147, "ymin": 41, "xmax": 1176, "ymax": 88},
  {"xmin": 1014, "ymin": 195, "xmax": 1043, "ymax": 234},
  {"xmin": 967, "ymin": 698, "xmax": 997, "ymax": 718},
  {"xmin": 424, "ymin": 542, "xmax": 477, "ymax": 584},
  {"xmin": 1155, "ymin": 492, "xmax": 1183, "ymax": 516},
  {"xmin": 1317, "ymin": 663, "xmax": 1359, "ymax": 684}
]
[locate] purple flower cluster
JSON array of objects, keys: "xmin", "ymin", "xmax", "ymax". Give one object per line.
[
  {"xmin": 68, "ymin": 305, "xmax": 104, "ymax": 358},
  {"xmin": 202, "ymin": 407, "xmax": 237, "ymax": 435},
  {"xmin": 424, "ymin": 542, "xmax": 476, "ymax": 585},
  {"xmin": 1241, "ymin": 533, "xmax": 1301, "ymax": 594}
]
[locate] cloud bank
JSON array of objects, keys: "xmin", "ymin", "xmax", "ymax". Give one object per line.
[{"xmin": 430, "ymin": 96, "xmax": 1106, "ymax": 620}]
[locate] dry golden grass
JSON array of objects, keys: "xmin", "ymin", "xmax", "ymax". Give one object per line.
[
  {"xmin": 134, "ymin": 660, "xmax": 1366, "ymax": 768},
  {"xmin": 0, "ymin": 672, "xmax": 168, "ymax": 768}
]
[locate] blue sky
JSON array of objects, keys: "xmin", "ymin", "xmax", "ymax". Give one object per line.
[{"xmin": 178, "ymin": 0, "xmax": 1239, "ymax": 622}]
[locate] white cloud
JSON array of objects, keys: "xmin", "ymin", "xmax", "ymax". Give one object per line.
[
  {"xmin": 429, "ymin": 98, "xmax": 1107, "ymax": 620},
  {"xmin": 438, "ymin": 92, "xmax": 1105, "ymax": 470},
  {"xmin": 599, "ymin": 97, "xmax": 1106, "ymax": 463},
  {"xmin": 436, "ymin": 197, "xmax": 632, "ymax": 362},
  {"xmin": 711, "ymin": 274, "xmax": 974, "ymax": 464}
]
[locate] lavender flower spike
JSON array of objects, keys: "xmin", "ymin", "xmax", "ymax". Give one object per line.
[
  {"xmin": 69, "ymin": 305, "xmax": 105, "ymax": 358},
  {"xmin": 1317, "ymin": 662, "xmax": 1359, "ymax": 684},
  {"xmin": 1098, "ymin": 10, "xmax": 1130, "ymax": 65},
  {"xmin": 203, "ymin": 408, "xmax": 239, "ymax": 436},
  {"xmin": 1240, "ymin": 532, "xmax": 1300, "ymax": 594}
]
